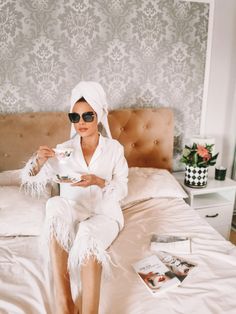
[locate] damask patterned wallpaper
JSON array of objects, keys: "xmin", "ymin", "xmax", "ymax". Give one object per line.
[{"xmin": 0, "ymin": 0, "xmax": 209, "ymax": 169}]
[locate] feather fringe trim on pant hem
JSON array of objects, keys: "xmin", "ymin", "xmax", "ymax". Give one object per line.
[
  {"xmin": 40, "ymin": 217, "xmax": 74, "ymax": 264},
  {"xmin": 68, "ymin": 236, "xmax": 113, "ymax": 278}
]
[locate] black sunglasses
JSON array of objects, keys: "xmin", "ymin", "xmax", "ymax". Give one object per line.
[{"xmin": 68, "ymin": 111, "xmax": 96, "ymax": 123}]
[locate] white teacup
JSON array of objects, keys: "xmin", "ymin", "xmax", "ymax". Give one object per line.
[{"xmin": 53, "ymin": 148, "xmax": 74, "ymax": 162}]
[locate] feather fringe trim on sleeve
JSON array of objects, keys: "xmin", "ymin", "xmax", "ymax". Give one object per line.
[{"xmin": 20, "ymin": 154, "xmax": 53, "ymax": 197}]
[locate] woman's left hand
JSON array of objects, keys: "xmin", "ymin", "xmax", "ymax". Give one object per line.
[{"xmin": 71, "ymin": 174, "xmax": 105, "ymax": 188}]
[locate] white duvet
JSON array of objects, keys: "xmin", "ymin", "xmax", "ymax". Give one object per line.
[
  {"xmin": 0, "ymin": 237, "xmax": 54, "ymax": 314},
  {"xmin": 101, "ymin": 198, "xmax": 236, "ymax": 314},
  {"xmin": 1, "ymin": 198, "xmax": 236, "ymax": 314}
]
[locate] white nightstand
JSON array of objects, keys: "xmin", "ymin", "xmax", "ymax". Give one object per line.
[{"xmin": 174, "ymin": 172, "xmax": 236, "ymax": 239}]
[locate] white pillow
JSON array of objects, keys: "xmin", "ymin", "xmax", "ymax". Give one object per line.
[
  {"xmin": 0, "ymin": 169, "xmax": 22, "ymax": 186},
  {"xmin": 0, "ymin": 168, "xmax": 59, "ymax": 196},
  {"xmin": 121, "ymin": 167, "xmax": 188, "ymax": 207},
  {"xmin": 0, "ymin": 186, "xmax": 49, "ymax": 236}
]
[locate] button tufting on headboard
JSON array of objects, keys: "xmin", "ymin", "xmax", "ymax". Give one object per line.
[{"xmin": 108, "ymin": 108, "xmax": 174, "ymax": 171}]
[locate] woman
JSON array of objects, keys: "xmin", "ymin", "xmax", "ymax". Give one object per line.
[{"xmin": 21, "ymin": 81, "xmax": 128, "ymax": 314}]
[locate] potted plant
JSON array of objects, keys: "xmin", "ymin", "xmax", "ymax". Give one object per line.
[{"xmin": 180, "ymin": 143, "xmax": 219, "ymax": 188}]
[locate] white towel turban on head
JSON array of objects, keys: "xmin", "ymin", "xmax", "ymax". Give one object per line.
[{"xmin": 69, "ymin": 81, "xmax": 112, "ymax": 139}]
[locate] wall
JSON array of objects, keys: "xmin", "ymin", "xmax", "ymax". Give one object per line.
[
  {"xmin": 0, "ymin": 0, "xmax": 210, "ymax": 170},
  {"xmin": 204, "ymin": 0, "xmax": 236, "ymax": 175}
]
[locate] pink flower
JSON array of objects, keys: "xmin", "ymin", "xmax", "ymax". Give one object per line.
[{"xmin": 197, "ymin": 145, "xmax": 210, "ymax": 161}]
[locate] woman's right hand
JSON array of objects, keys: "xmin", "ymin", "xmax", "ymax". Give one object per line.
[{"xmin": 36, "ymin": 145, "xmax": 55, "ymax": 166}]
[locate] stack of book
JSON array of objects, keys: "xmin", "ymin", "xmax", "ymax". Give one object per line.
[{"xmin": 132, "ymin": 234, "xmax": 195, "ymax": 296}]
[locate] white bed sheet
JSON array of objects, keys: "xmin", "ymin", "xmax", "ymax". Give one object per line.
[
  {"xmin": 0, "ymin": 236, "xmax": 54, "ymax": 314},
  {"xmin": 100, "ymin": 198, "xmax": 236, "ymax": 314},
  {"xmin": 0, "ymin": 198, "xmax": 236, "ymax": 314}
]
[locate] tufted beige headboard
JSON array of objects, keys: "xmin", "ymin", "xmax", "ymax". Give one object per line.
[{"xmin": 0, "ymin": 108, "xmax": 173, "ymax": 172}]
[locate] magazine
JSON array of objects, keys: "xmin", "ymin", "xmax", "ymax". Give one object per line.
[
  {"xmin": 132, "ymin": 255, "xmax": 181, "ymax": 296},
  {"xmin": 157, "ymin": 251, "xmax": 196, "ymax": 282},
  {"xmin": 150, "ymin": 234, "xmax": 192, "ymax": 254}
]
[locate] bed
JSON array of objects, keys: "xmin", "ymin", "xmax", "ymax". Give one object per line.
[{"xmin": 1, "ymin": 108, "xmax": 236, "ymax": 314}]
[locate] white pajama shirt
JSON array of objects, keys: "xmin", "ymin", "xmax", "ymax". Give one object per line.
[{"xmin": 21, "ymin": 134, "xmax": 128, "ymax": 275}]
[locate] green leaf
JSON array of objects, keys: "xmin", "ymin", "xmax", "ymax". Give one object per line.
[
  {"xmin": 212, "ymin": 152, "xmax": 219, "ymax": 160},
  {"xmin": 193, "ymin": 152, "xmax": 198, "ymax": 166},
  {"xmin": 198, "ymin": 160, "xmax": 207, "ymax": 166},
  {"xmin": 206, "ymin": 144, "xmax": 214, "ymax": 152},
  {"xmin": 209, "ymin": 160, "xmax": 217, "ymax": 166}
]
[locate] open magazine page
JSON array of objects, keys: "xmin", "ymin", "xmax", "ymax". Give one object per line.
[
  {"xmin": 132, "ymin": 255, "xmax": 181, "ymax": 296},
  {"xmin": 150, "ymin": 234, "xmax": 192, "ymax": 254},
  {"xmin": 157, "ymin": 251, "xmax": 196, "ymax": 282}
]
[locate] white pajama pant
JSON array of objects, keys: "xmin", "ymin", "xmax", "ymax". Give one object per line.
[{"xmin": 42, "ymin": 196, "xmax": 119, "ymax": 275}]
